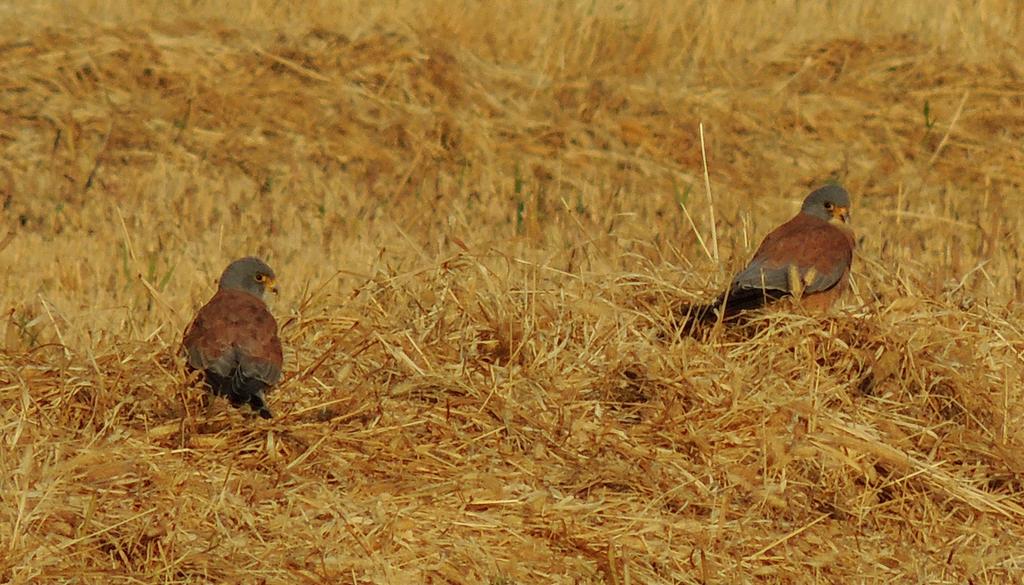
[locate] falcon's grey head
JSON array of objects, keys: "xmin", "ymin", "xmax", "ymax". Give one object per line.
[
  {"xmin": 801, "ymin": 184, "xmax": 851, "ymax": 224},
  {"xmin": 218, "ymin": 257, "xmax": 277, "ymax": 299}
]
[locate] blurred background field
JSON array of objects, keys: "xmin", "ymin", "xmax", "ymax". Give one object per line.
[{"xmin": 2, "ymin": 1, "xmax": 1024, "ymax": 582}]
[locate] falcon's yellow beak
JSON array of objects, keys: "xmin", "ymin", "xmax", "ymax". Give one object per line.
[
  {"xmin": 265, "ymin": 277, "xmax": 278, "ymax": 295},
  {"xmin": 833, "ymin": 206, "xmax": 850, "ymax": 223}
]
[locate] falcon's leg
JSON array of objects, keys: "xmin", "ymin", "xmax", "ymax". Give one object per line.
[{"xmin": 201, "ymin": 392, "xmax": 217, "ymax": 419}]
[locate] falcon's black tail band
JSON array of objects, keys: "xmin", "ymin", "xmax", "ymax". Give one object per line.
[
  {"xmin": 249, "ymin": 393, "xmax": 273, "ymax": 419},
  {"xmin": 205, "ymin": 368, "xmax": 274, "ymax": 418},
  {"xmin": 678, "ymin": 287, "xmax": 788, "ymax": 335}
]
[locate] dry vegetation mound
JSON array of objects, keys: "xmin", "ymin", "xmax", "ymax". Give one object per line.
[{"xmin": 2, "ymin": 1, "xmax": 1024, "ymax": 583}]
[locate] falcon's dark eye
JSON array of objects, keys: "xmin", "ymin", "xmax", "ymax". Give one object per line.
[
  {"xmin": 824, "ymin": 201, "xmax": 835, "ymax": 211},
  {"xmin": 255, "ymin": 274, "xmax": 266, "ymax": 283}
]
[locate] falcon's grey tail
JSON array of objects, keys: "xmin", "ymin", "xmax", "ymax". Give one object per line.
[{"xmin": 193, "ymin": 346, "xmax": 278, "ymax": 419}]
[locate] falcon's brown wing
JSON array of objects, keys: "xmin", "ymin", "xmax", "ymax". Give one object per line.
[
  {"xmin": 182, "ymin": 289, "xmax": 282, "ymax": 417},
  {"xmin": 731, "ymin": 213, "xmax": 854, "ymax": 298},
  {"xmin": 680, "ymin": 213, "xmax": 854, "ymax": 330}
]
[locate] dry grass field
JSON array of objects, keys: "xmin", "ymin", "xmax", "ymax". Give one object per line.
[{"xmin": 3, "ymin": 1, "xmax": 1024, "ymax": 583}]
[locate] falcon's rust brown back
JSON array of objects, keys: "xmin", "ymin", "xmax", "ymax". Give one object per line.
[{"xmin": 182, "ymin": 288, "xmax": 283, "ymax": 381}]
